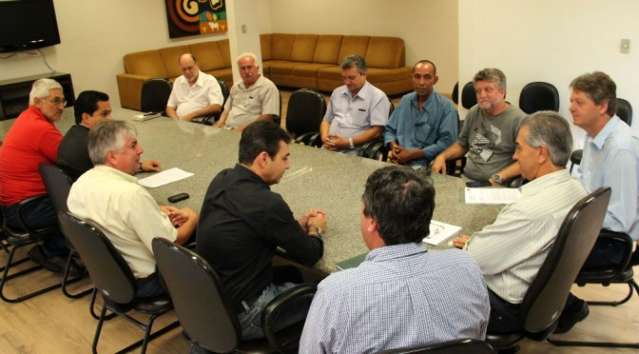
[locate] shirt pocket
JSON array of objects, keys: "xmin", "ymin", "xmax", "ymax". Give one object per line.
[{"xmin": 414, "ymin": 120, "xmax": 433, "ymax": 144}]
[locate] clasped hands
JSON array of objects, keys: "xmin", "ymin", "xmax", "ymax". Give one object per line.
[
  {"xmin": 298, "ymin": 208, "xmax": 328, "ymax": 235},
  {"xmin": 321, "ymin": 134, "xmax": 349, "ymax": 151},
  {"xmin": 160, "ymin": 205, "xmax": 198, "ymax": 228}
]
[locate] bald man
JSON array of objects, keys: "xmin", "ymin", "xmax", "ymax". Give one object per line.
[{"xmin": 166, "ymin": 53, "xmax": 223, "ymax": 121}]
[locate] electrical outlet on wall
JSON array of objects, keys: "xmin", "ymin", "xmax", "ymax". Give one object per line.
[{"xmin": 620, "ymin": 38, "xmax": 631, "ymax": 54}]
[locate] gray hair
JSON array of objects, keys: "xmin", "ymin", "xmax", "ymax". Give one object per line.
[
  {"xmin": 29, "ymin": 78, "xmax": 63, "ymax": 105},
  {"xmin": 473, "ymin": 68, "xmax": 507, "ymax": 91},
  {"xmin": 521, "ymin": 111, "xmax": 573, "ymax": 166},
  {"xmin": 236, "ymin": 52, "xmax": 257, "ymax": 64},
  {"xmin": 341, "ymin": 54, "xmax": 367, "ymax": 74},
  {"xmin": 88, "ymin": 120, "xmax": 137, "ymax": 165}
]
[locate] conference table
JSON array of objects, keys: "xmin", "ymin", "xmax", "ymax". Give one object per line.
[{"xmin": 0, "ymin": 108, "xmax": 502, "ymax": 273}]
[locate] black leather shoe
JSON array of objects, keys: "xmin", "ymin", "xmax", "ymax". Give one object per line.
[
  {"xmin": 28, "ymin": 245, "xmax": 64, "ymax": 273},
  {"xmin": 554, "ymin": 299, "xmax": 589, "ymax": 334}
]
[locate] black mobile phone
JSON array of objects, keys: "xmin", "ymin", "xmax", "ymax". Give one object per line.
[
  {"xmin": 168, "ymin": 192, "xmax": 189, "ymax": 203},
  {"xmin": 466, "ymin": 180, "xmax": 491, "ymax": 188}
]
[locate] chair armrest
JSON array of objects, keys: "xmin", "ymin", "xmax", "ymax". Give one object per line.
[
  {"xmin": 261, "ymin": 283, "xmax": 316, "ymax": 353},
  {"xmin": 362, "ymin": 140, "xmax": 388, "ymax": 160},
  {"xmin": 2, "ymin": 195, "xmax": 55, "ymax": 241},
  {"xmin": 116, "ymin": 73, "xmax": 155, "ymax": 111},
  {"xmin": 358, "ymin": 137, "xmax": 384, "ymax": 158},
  {"xmin": 294, "ymin": 132, "xmax": 321, "ymax": 147}
]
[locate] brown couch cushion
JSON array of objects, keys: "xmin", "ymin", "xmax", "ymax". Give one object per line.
[
  {"xmin": 365, "ymin": 37, "xmax": 405, "ymax": 68},
  {"xmin": 366, "ymin": 67, "xmax": 412, "ymax": 82},
  {"xmin": 337, "ymin": 36, "xmax": 370, "ymax": 64},
  {"xmin": 290, "ymin": 34, "xmax": 318, "ymax": 62},
  {"xmin": 269, "ymin": 60, "xmax": 296, "ymax": 75},
  {"xmin": 260, "ymin": 34, "xmax": 272, "ymax": 61},
  {"xmin": 159, "ymin": 45, "xmax": 190, "ymax": 78},
  {"xmin": 190, "ymin": 41, "xmax": 226, "ymax": 71},
  {"xmin": 217, "ymin": 39, "xmax": 231, "ymax": 67},
  {"xmin": 271, "ymin": 33, "xmax": 296, "ymax": 60},
  {"xmin": 313, "ymin": 35, "xmax": 342, "ymax": 64},
  {"xmin": 123, "ymin": 50, "xmax": 167, "ymax": 78},
  {"xmin": 292, "ymin": 63, "xmax": 334, "ymax": 77}
]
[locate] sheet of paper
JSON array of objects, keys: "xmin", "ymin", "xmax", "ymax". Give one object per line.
[
  {"xmin": 465, "ymin": 187, "xmax": 521, "ymax": 204},
  {"xmin": 138, "ymin": 167, "xmax": 193, "ymax": 188},
  {"xmin": 423, "ymin": 220, "xmax": 462, "ymax": 246}
]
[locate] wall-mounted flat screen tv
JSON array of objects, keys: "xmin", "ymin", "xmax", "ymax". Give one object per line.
[{"xmin": 0, "ymin": 0, "xmax": 61, "ymax": 53}]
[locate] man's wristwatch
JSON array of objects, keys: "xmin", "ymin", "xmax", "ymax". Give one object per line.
[
  {"xmin": 491, "ymin": 174, "xmax": 503, "ymax": 185},
  {"xmin": 348, "ymin": 137, "xmax": 355, "ymax": 149}
]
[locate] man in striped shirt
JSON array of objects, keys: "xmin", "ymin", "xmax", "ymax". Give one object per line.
[
  {"xmin": 299, "ymin": 166, "xmax": 490, "ymax": 353},
  {"xmin": 454, "ymin": 111, "xmax": 587, "ymax": 334}
]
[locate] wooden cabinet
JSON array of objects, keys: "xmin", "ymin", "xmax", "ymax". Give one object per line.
[{"xmin": 0, "ymin": 72, "xmax": 75, "ymax": 120}]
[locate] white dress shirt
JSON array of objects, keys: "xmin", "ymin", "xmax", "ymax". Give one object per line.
[
  {"xmin": 67, "ymin": 165, "xmax": 177, "ymax": 278},
  {"xmin": 167, "ymin": 71, "xmax": 223, "ymax": 118},
  {"xmin": 466, "ymin": 169, "xmax": 587, "ymax": 304}
]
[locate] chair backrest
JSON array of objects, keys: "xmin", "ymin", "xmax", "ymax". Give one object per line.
[
  {"xmin": 58, "ymin": 211, "xmax": 137, "ymax": 305},
  {"xmin": 451, "ymin": 82, "xmax": 459, "ymax": 105},
  {"xmin": 520, "ymin": 187, "xmax": 611, "ymax": 335},
  {"xmin": 141, "ymin": 79, "xmax": 172, "ymax": 114},
  {"xmin": 39, "ymin": 164, "xmax": 73, "ymax": 213},
  {"xmin": 461, "ymin": 81, "xmax": 476, "ymax": 110},
  {"xmin": 152, "ymin": 238, "xmax": 240, "ymax": 353},
  {"xmin": 616, "ymin": 97, "xmax": 633, "ymax": 126},
  {"xmin": 285, "ymin": 88, "xmax": 326, "ymax": 137},
  {"xmin": 518, "ymin": 82, "xmax": 560, "ymax": 114},
  {"xmin": 379, "ymin": 339, "xmax": 496, "ymax": 354},
  {"xmin": 218, "ymin": 79, "xmax": 230, "ymax": 104}
]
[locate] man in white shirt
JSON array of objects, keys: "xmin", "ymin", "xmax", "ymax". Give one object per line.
[
  {"xmin": 68, "ymin": 120, "xmax": 198, "ymax": 298},
  {"xmin": 320, "ymin": 54, "xmax": 391, "ymax": 154},
  {"xmin": 215, "ymin": 52, "xmax": 280, "ymax": 131},
  {"xmin": 453, "ymin": 111, "xmax": 587, "ymax": 334},
  {"xmin": 166, "ymin": 53, "xmax": 223, "ymax": 121}
]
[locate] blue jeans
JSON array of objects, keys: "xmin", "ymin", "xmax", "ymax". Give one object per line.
[
  {"xmin": 4, "ymin": 196, "xmax": 69, "ymax": 257},
  {"xmin": 135, "ymin": 273, "xmax": 166, "ymax": 298},
  {"xmin": 237, "ymin": 282, "xmax": 296, "ymax": 340}
]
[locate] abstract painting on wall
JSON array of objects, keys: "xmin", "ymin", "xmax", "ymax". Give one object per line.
[{"xmin": 165, "ymin": 0, "xmax": 227, "ymax": 38}]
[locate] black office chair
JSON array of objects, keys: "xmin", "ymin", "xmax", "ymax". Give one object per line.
[
  {"xmin": 195, "ymin": 78, "xmax": 230, "ymax": 126},
  {"xmin": 547, "ymin": 229, "xmax": 639, "ymax": 349},
  {"xmin": 39, "ymin": 164, "xmax": 91, "ymax": 299},
  {"xmin": 518, "ymin": 82, "xmax": 560, "ymax": 114},
  {"xmin": 152, "ymin": 238, "xmax": 316, "ymax": 354},
  {"xmin": 461, "ymin": 81, "xmax": 476, "ymax": 109},
  {"xmin": 58, "ymin": 212, "xmax": 179, "ymax": 354},
  {"xmin": 286, "ymin": 89, "xmax": 326, "ymax": 144},
  {"xmin": 140, "ymin": 79, "xmax": 172, "ymax": 115},
  {"xmin": 569, "ymin": 97, "xmax": 633, "ymax": 172},
  {"xmin": 380, "ymin": 338, "xmax": 496, "ymax": 354},
  {"xmin": 487, "ymin": 187, "xmax": 611, "ymax": 352},
  {"xmin": 0, "ymin": 196, "xmax": 63, "ymax": 303},
  {"xmin": 451, "ymin": 82, "xmax": 459, "ymax": 105},
  {"xmin": 359, "ymin": 99, "xmax": 395, "ymax": 160}
]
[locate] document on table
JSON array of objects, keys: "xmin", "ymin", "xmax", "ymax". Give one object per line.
[
  {"xmin": 465, "ymin": 187, "xmax": 521, "ymax": 204},
  {"xmin": 138, "ymin": 168, "xmax": 194, "ymax": 188},
  {"xmin": 422, "ymin": 220, "xmax": 462, "ymax": 246}
]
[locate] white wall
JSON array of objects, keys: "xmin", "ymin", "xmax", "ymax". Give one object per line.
[
  {"xmin": 459, "ymin": 0, "xmax": 639, "ymax": 147},
  {"xmin": 268, "ymin": 0, "xmax": 459, "ymax": 94},
  {"xmin": 0, "ymin": 0, "xmax": 230, "ymax": 108}
]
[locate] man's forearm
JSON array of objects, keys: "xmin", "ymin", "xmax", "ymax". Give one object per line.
[
  {"xmin": 439, "ymin": 142, "xmax": 467, "ymax": 160},
  {"xmin": 166, "ymin": 106, "xmax": 178, "ymax": 119},
  {"xmin": 496, "ymin": 162, "xmax": 521, "ymax": 181},
  {"xmin": 352, "ymin": 126, "xmax": 383, "ymax": 146},
  {"xmin": 183, "ymin": 104, "xmax": 222, "ymax": 121}
]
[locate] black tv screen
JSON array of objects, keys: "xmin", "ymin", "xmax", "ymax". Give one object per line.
[{"xmin": 0, "ymin": 0, "xmax": 61, "ymax": 53}]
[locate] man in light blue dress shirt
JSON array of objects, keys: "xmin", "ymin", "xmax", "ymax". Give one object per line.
[
  {"xmin": 384, "ymin": 60, "xmax": 458, "ymax": 167},
  {"xmin": 299, "ymin": 166, "xmax": 490, "ymax": 353},
  {"xmin": 320, "ymin": 55, "xmax": 391, "ymax": 154}
]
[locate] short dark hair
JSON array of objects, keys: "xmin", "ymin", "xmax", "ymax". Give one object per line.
[
  {"xmin": 74, "ymin": 90, "xmax": 109, "ymax": 125},
  {"xmin": 413, "ymin": 59, "xmax": 437, "ymax": 74},
  {"xmin": 341, "ymin": 54, "xmax": 367, "ymax": 73},
  {"xmin": 239, "ymin": 121, "xmax": 291, "ymax": 164},
  {"xmin": 570, "ymin": 71, "xmax": 617, "ymax": 116},
  {"xmin": 362, "ymin": 166, "xmax": 436, "ymax": 245}
]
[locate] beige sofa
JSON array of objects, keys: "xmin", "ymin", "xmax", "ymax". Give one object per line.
[
  {"xmin": 260, "ymin": 33, "xmax": 413, "ymax": 95},
  {"xmin": 117, "ymin": 39, "xmax": 233, "ymax": 111}
]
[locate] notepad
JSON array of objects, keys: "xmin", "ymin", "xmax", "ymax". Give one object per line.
[
  {"xmin": 423, "ymin": 220, "xmax": 462, "ymax": 246},
  {"xmin": 138, "ymin": 167, "xmax": 193, "ymax": 188},
  {"xmin": 464, "ymin": 187, "xmax": 521, "ymax": 204}
]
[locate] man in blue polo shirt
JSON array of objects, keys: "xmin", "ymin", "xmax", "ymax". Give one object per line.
[{"xmin": 384, "ymin": 60, "xmax": 458, "ymax": 167}]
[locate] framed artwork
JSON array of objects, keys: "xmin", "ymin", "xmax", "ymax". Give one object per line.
[{"xmin": 165, "ymin": 0, "xmax": 227, "ymax": 38}]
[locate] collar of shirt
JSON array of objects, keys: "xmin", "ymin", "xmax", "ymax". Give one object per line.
[
  {"xmin": 238, "ymin": 75, "xmax": 264, "ymax": 91},
  {"xmin": 181, "ymin": 70, "xmax": 205, "ymax": 89},
  {"xmin": 520, "ymin": 169, "xmax": 570, "ymax": 196},
  {"xmin": 410, "ymin": 91, "xmax": 437, "ymax": 113},
  {"xmin": 589, "ymin": 115, "xmax": 621, "ymax": 150},
  {"xmin": 233, "ymin": 163, "xmax": 270, "ymax": 189},
  {"xmin": 94, "ymin": 164, "xmax": 138, "ymax": 183},
  {"xmin": 364, "ymin": 242, "xmax": 426, "ymax": 263},
  {"xmin": 342, "ymin": 81, "xmax": 371, "ymax": 101}
]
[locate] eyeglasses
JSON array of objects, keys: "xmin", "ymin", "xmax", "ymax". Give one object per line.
[{"xmin": 47, "ymin": 97, "xmax": 67, "ymax": 106}]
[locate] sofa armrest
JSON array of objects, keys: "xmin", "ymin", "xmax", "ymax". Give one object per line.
[{"xmin": 116, "ymin": 73, "xmax": 154, "ymax": 111}]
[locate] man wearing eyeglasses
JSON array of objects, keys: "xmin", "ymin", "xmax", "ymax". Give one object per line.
[{"xmin": 0, "ymin": 78, "xmax": 71, "ymax": 272}]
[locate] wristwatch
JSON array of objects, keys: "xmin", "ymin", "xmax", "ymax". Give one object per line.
[
  {"xmin": 348, "ymin": 137, "xmax": 355, "ymax": 149},
  {"xmin": 491, "ymin": 174, "xmax": 503, "ymax": 185}
]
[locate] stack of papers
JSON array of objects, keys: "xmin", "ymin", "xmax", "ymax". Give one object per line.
[
  {"xmin": 423, "ymin": 220, "xmax": 462, "ymax": 246},
  {"xmin": 464, "ymin": 187, "xmax": 521, "ymax": 204},
  {"xmin": 138, "ymin": 167, "xmax": 193, "ymax": 188}
]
